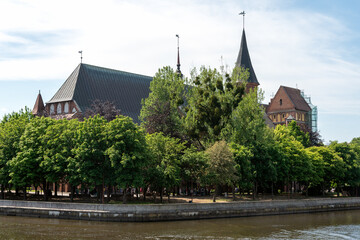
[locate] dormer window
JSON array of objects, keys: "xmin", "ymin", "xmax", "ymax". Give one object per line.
[{"xmin": 280, "ymin": 99, "xmax": 283, "ymax": 106}]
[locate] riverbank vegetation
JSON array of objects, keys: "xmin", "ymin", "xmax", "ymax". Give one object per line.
[{"xmin": 1, "ymin": 66, "xmax": 359, "ymax": 204}]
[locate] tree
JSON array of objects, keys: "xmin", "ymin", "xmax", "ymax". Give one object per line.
[
  {"xmin": 140, "ymin": 66, "xmax": 186, "ymax": 140},
  {"xmin": 205, "ymin": 141, "xmax": 238, "ymax": 202},
  {"xmin": 84, "ymin": 99, "xmax": 121, "ymax": 122},
  {"xmin": 306, "ymin": 146, "xmax": 345, "ymax": 195},
  {"xmin": 287, "ymin": 121, "xmax": 311, "ymax": 148},
  {"xmin": 145, "ymin": 133, "xmax": 185, "ymax": 203},
  {"xmin": 0, "ymin": 108, "xmax": 32, "ymax": 199},
  {"xmin": 230, "ymin": 143, "xmax": 253, "ymax": 197},
  {"xmin": 70, "ymin": 115, "xmax": 112, "ymax": 203},
  {"xmin": 180, "ymin": 146, "xmax": 208, "ymax": 199},
  {"xmin": 42, "ymin": 119, "xmax": 79, "ymax": 198},
  {"xmin": 184, "ymin": 66, "xmax": 246, "ymax": 146},
  {"xmin": 8, "ymin": 117, "xmax": 55, "ymax": 200},
  {"xmin": 105, "ymin": 115, "xmax": 149, "ymax": 203},
  {"xmin": 228, "ymin": 88, "xmax": 277, "ymax": 198},
  {"xmin": 329, "ymin": 141, "xmax": 360, "ymax": 196},
  {"xmin": 274, "ymin": 124, "xmax": 312, "ymax": 196}
]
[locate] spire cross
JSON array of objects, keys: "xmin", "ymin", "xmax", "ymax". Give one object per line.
[
  {"xmin": 239, "ymin": 11, "xmax": 246, "ymax": 29},
  {"xmin": 78, "ymin": 50, "xmax": 83, "ymax": 63}
]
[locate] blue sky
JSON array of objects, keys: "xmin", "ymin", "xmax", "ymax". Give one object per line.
[{"xmin": 0, "ymin": 0, "xmax": 359, "ymax": 143}]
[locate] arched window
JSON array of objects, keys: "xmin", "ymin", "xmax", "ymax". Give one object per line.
[
  {"xmin": 57, "ymin": 103, "xmax": 62, "ymax": 114},
  {"xmin": 64, "ymin": 102, "xmax": 69, "ymax": 113},
  {"xmin": 50, "ymin": 104, "xmax": 55, "ymax": 115},
  {"xmin": 72, "ymin": 107, "xmax": 77, "ymax": 113}
]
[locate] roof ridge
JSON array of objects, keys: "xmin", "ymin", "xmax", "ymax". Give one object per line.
[{"xmin": 81, "ymin": 63, "xmax": 153, "ymax": 79}]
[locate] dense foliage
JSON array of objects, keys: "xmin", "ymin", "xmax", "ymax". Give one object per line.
[{"xmin": 1, "ymin": 66, "xmax": 359, "ymax": 202}]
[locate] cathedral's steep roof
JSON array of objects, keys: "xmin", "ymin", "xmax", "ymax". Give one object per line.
[
  {"xmin": 235, "ymin": 30, "xmax": 259, "ymax": 85},
  {"xmin": 47, "ymin": 63, "xmax": 152, "ymax": 123},
  {"xmin": 282, "ymin": 86, "xmax": 311, "ymax": 112}
]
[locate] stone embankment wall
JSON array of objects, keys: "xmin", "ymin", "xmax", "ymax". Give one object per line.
[{"xmin": 1, "ymin": 198, "xmax": 360, "ymax": 222}]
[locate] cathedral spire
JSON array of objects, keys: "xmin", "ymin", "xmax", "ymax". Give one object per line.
[
  {"xmin": 235, "ymin": 14, "xmax": 259, "ymax": 86},
  {"xmin": 176, "ymin": 34, "xmax": 182, "ymax": 77}
]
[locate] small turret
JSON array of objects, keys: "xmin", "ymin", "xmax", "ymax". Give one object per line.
[{"xmin": 32, "ymin": 90, "xmax": 46, "ymax": 116}]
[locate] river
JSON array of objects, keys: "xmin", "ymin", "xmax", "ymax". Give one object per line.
[{"xmin": 1, "ymin": 210, "xmax": 359, "ymax": 239}]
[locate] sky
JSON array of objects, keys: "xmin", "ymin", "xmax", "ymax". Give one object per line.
[{"xmin": 0, "ymin": 0, "xmax": 359, "ymax": 143}]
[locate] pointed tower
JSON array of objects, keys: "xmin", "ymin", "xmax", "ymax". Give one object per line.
[
  {"xmin": 235, "ymin": 28, "xmax": 259, "ymax": 92},
  {"xmin": 32, "ymin": 91, "xmax": 46, "ymax": 116},
  {"xmin": 175, "ymin": 34, "xmax": 183, "ymax": 77}
]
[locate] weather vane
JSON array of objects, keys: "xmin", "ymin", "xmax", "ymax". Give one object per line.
[
  {"xmin": 239, "ymin": 11, "xmax": 246, "ymax": 29},
  {"xmin": 78, "ymin": 50, "xmax": 83, "ymax": 63}
]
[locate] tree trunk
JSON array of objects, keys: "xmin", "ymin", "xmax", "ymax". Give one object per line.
[
  {"xmin": 107, "ymin": 185, "xmax": 111, "ymax": 203},
  {"xmin": 1, "ymin": 185, "xmax": 5, "ymax": 199},
  {"xmin": 70, "ymin": 185, "xmax": 75, "ymax": 202},
  {"xmin": 122, "ymin": 187, "xmax": 128, "ymax": 204},
  {"xmin": 160, "ymin": 188, "xmax": 163, "ymax": 204},
  {"xmin": 54, "ymin": 184, "xmax": 58, "ymax": 197},
  {"xmin": 232, "ymin": 185, "xmax": 235, "ymax": 201},
  {"xmin": 43, "ymin": 181, "xmax": 47, "ymax": 201},
  {"xmin": 23, "ymin": 186, "xmax": 27, "ymax": 200},
  {"xmin": 101, "ymin": 177, "xmax": 105, "ymax": 204},
  {"xmin": 271, "ymin": 182, "xmax": 274, "ymax": 200},
  {"xmin": 252, "ymin": 181, "xmax": 256, "ymax": 200},
  {"xmin": 143, "ymin": 186, "xmax": 147, "ymax": 201},
  {"xmin": 16, "ymin": 187, "xmax": 19, "ymax": 196}
]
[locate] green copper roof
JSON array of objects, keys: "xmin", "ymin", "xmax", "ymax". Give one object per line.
[{"xmin": 47, "ymin": 63, "xmax": 152, "ymax": 123}]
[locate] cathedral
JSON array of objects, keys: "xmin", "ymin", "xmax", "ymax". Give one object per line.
[{"xmin": 32, "ymin": 29, "xmax": 317, "ymax": 132}]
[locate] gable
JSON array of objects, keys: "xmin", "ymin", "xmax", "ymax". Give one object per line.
[{"xmin": 267, "ymin": 86, "xmax": 295, "ymax": 113}]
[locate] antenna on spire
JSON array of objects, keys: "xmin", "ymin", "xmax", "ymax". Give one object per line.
[
  {"xmin": 239, "ymin": 11, "xmax": 246, "ymax": 29},
  {"xmin": 175, "ymin": 34, "xmax": 182, "ymax": 77},
  {"xmin": 78, "ymin": 50, "xmax": 83, "ymax": 63}
]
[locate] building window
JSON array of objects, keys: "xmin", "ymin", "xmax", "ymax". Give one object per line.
[
  {"xmin": 57, "ymin": 103, "xmax": 62, "ymax": 114},
  {"xmin": 72, "ymin": 107, "xmax": 76, "ymax": 113},
  {"xmin": 280, "ymin": 99, "xmax": 282, "ymax": 106},
  {"xmin": 50, "ymin": 104, "xmax": 55, "ymax": 115},
  {"xmin": 64, "ymin": 102, "xmax": 69, "ymax": 113}
]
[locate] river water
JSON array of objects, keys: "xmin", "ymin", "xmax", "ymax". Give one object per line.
[{"xmin": 1, "ymin": 210, "xmax": 359, "ymax": 239}]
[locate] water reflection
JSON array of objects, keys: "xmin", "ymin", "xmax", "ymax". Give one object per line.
[{"xmin": 1, "ymin": 210, "xmax": 359, "ymax": 239}]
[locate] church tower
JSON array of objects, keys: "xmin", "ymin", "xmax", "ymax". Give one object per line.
[{"xmin": 235, "ymin": 12, "xmax": 259, "ymax": 92}]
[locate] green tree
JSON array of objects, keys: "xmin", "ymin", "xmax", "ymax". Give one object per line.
[
  {"xmin": 307, "ymin": 146, "xmax": 345, "ymax": 195},
  {"xmin": 205, "ymin": 141, "xmax": 238, "ymax": 202},
  {"xmin": 184, "ymin": 66, "xmax": 246, "ymax": 146},
  {"xmin": 8, "ymin": 117, "xmax": 55, "ymax": 200},
  {"xmin": 230, "ymin": 143, "xmax": 253, "ymax": 197},
  {"xmin": 42, "ymin": 119, "xmax": 79, "ymax": 198},
  {"xmin": 71, "ymin": 115, "xmax": 112, "ymax": 203},
  {"xmin": 140, "ymin": 66, "xmax": 186, "ymax": 140},
  {"xmin": 274, "ymin": 124, "xmax": 312, "ymax": 195},
  {"xmin": 329, "ymin": 141, "xmax": 360, "ymax": 196},
  {"xmin": 145, "ymin": 133, "xmax": 185, "ymax": 203},
  {"xmin": 228, "ymin": 88, "xmax": 277, "ymax": 198},
  {"xmin": 105, "ymin": 115, "xmax": 148, "ymax": 203},
  {"xmin": 180, "ymin": 146, "xmax": 208, "ymax": 199},
  {"xmin": 287, "ymin": 121, "xmax": 310, "ymax": 148},
  {"xmin": 0, "ymin": 108, "xmax": 32, "ymax": 199}
]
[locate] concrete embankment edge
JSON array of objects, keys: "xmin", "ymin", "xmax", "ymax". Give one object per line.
[{"xmin": 1, "ymin": 198, "xmax": 360, "ymax": 222}]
